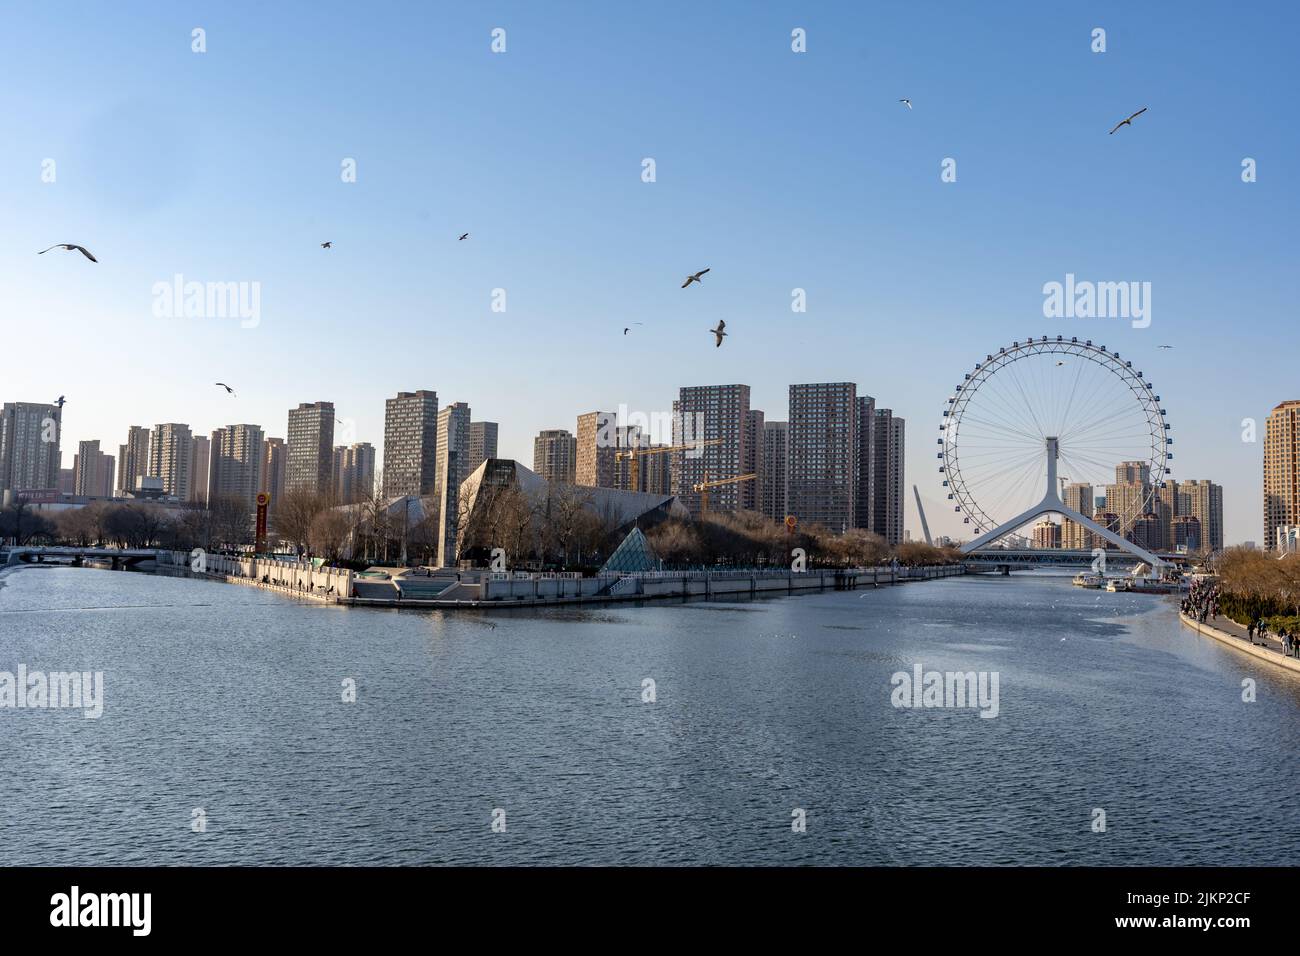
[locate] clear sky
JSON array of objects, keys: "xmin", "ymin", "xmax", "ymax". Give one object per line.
[{"xmin": 2, "ymin": 1, "xmax": 1296, "ymax": 544}]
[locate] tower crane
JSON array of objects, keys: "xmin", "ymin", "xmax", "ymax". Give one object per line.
[
  {"xmin": 692, "ymin": 472, "xmax": 757, "ymax": 516},
  {"xmin": 615, "ymin": 438, "xmax": 723, "ymax": 493}
]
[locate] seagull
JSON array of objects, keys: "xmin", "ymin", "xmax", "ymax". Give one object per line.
[
  {"xmin": 710, "ymin": 320, "xmax": 727, "ymax": 348},
  {"xmin": 899, "ymin": 99, "xmax": 912, "ymax": 109},
  {"xmin": 215, "ymin": 383, "xmax": 236, "ymax": 396},
  {"xmin": 458, "ymin": 233, "xmax": 469, "ymax": 241},
  {"xmin": 682, "ymin": 268, "xmax": 710, "ymax": 288},
  {"xmin": 54, "ymin": 395, "xmax": 66, "ymax": 409},
  {"xmin": 1109, "ymin": 107, "xmax": 1148, "ymax": 135},
  {"xmin": 1056, "ymin": 361, "xmax": 1066, "ymax": 366},
  {"xmin": 623, "ymin": 322, "xmax": 644, "ymax": 335},
  {"xmin": 38, "ymin": 243, "xmax": 97, "ymax": 262},
  {"xmin": 321, "ymin": 241, "xmax": 332, "ymax": 249},
  {"xmin": 1158, "ymin": 345, "xmax": 1174, "ymax": 350}
]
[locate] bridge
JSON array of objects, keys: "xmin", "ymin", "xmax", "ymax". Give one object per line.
[
  {"xmin": 1, "ymin": 547, "xmax": 160, "ymax": 569},
  {"xmin": 962, "ymin": 548, "xmax": 1189, "ymax": 573}
]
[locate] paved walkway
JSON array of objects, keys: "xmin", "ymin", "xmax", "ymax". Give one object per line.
[{"xmin": 1180, "ymin": 612, "xmax": 1300, "ymax": 674}]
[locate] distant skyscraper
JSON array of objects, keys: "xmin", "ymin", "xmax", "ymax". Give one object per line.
[
  {"xmin": 761, "ymin": 421, "xmax": 789, "ymax": 521},
  {"xmin": 57, "ymin": 467, "xmax": 75, "ymax": 495},
  {"xmin": 73, "ymin": 440, "xmax": 114, "ymax": 497},
  {"xmin": 672, "ymin": 384, "xmax": 751, "ymax": 518},
  {"xmin": 872, "ymin": 409, "xmax": 905, "ymax": 544},
  {"xmin": 189, "ymin": 435, "xmax": 210, "ymax": 504},
  {"xmin": 743, "ymin": 408, "xmax": 764, "ymax": 512},
  {"xmin": 263, "ymin": 438, "xmax": 287, "ymax": 510},
  {"xmin": 333, "ymin": 442, "xmax": 376, "ymax": 504},
  {"xmin": 209, "ymin": 425, "xmax": 265, "ymax": 507},
  {"xmin": 383, "ymin": 390, "xmax": 439, "ymax": 499},
  {"xmin": 148, "ymin": 423, "xmax": 194, "ymax": 500},
  {"xmin": 1181, "ymin": 478, "xmax": 1223, "ymax": 554},
  {"xmin": 788, "ymin": 383, "xmax": 857, "ymax": 532},
  {"xmin": 1172, "ymin": 515, "xmax": 1203, "ymax": 553},
  {"xmin": 854, "ymin": 396, "xmax": 876, "ymax": 533},
  {"xmin": 1061, "ymin": 482, "xmax": 1095, "ymax": 549},
  {"xmin": 533, "ymin": 429, "xmax": 577, "ymax": 484},
  {"xmin": 467, "ymin": 421, "xmax": 499, "ymax": 476},
  {"xmin": 0, "ymin": 402, "xmax": 61, "ymax": 496},
  {"xmin": 1116, "ymin": 460, "xmax": 1152, "ymax": 485},
  {"xmin": 1032, "ymin": 519, "xmax": 1061, "ymax": 549},
  {"xmin": 435, "ymin": 402, "xmax": 472, "ymax": 566},
  {"xmin": 1264, "ymin": 400, "xmax": 1300, "ymax": 551},
  {"xmin": 117, "ymin": 425, "xmax": 151, "ymax": 494},
  {"xmin": 286, "ymin": 402, "xmax": 335, "ymax": 497},
  {"xmin": 576, "ymin": 411, "xmax": 619, "ymax": 488}
]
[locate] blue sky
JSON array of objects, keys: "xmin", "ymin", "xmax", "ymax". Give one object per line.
[{"xmin": 2, "ymin": 1, "xmax": 1296, "ymax": 543}]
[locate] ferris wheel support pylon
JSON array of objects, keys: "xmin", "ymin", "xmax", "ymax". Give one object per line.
[{"xmin": 958, "ymin": 437, "xmax": 1167, "ymax": 568}]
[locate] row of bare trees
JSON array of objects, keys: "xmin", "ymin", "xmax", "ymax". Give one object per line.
[{"xmin": 1212, "ymin": 546, "xmax": 1300, "ymax": 624}]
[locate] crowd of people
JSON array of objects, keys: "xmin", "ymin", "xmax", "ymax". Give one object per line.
[
  {"xmin": 1184, "ymin": 577, "xmax": 1300, "ymax": 658},
  {"xmin": 1181, "ymin": 579, "xmax": 1219, "ymax": 624}
]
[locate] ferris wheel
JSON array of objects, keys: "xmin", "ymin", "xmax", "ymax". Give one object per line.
[{"xmin": 940, "ymin": 335, "xmax": 1170, "ymax": 554}]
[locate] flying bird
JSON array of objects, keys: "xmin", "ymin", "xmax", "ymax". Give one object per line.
[
  {"xmin": 38, "ymin": 243, "xmax": 97, "ymax": 262},
  {"xmin": 682, "ymin": 268, "xmax": 710, "ymax": 288},
  {"xmin": 55, "ymin": 396, "xmax": 66, "ymax": 409},
  {"xmin": 321, "ymin": 241, "xmax": 332, "ymax": 249},
  {"xmin": 1158, "ymin": 345, "xmax": 1174, "ymax": 350},
  {"xmin": 215, "ymin": 383, "xmax": 236, "ymax": 396},
  {"xmin": 1056, "ymin": 361, "xmax": 1066, "ymax": 366},
  {"xmin": 710, "ymin": 320, "xmax": 727, "ymax": 348},
  {"xmin": 899, "ymin": 99, "xmax": 912, "ymax": 109},
  {"xmin": 458, "ymin": 233, "xmax": 469, "ymax": 241},
  {"xmin": 1109, "ymin": 107, "xmax": 1148, "ymax": 134}
]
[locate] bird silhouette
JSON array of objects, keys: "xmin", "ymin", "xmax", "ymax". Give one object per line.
[
  {"xmin": 1109, "ymin": 107, "xmax": 1148, "ymax": 134},
  {"xmin": 321, "ymin": 241, "xmax": 332, "ymax": 249},
  {"xmin": 38, "ymin": 243, "xmax": 97, "ymax": 262},
  {"xmin": 682, "ymin": 268, "xmax": 710, "ymax": 288},
  {"xmin": 1158, "ymin": 345, "xmax": 1174, "ymax": 350},
  {"xmin": 55, "ymin": 395, "xmax": 66, "ymax": 408},
  {"xmin": 215, "ymin": 383, "xmax": 236, "ymax": 396},
  {"xmin": 899, "ymin": 98, "xmax": 912, "ymax": 109},
  {"xmin": 710, "ymin": 320, "xmax": 727, "ymax": 347},
  {"xmin": 458, "ymin": 233, "xmax": 469, "ymax": 241}
]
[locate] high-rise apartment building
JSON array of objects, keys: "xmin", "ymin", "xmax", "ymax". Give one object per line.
[
  {"xmin": 1264, "ymin": 401, "xmax": 1300, "ymax": 551},
  {"xmin": 382, "ymin": 390, "xmax": 439, "ymax": 499},
  {"xmin": 148, "ymin": 423, "xmax": 195, "ymax": 500},
  {"xmin": 189, "ymin": 435, "xmax": 210, "ymax": 504},
  {"xmin": 73, "ymin": 441, "xmax": 115, "ymax": 497},
  {"xmin": 872, "ymin": 408, "xmax": 905, "ymax": 544},
  {"xmin": 576, "ymin": 411, "xmax": 619, "ymax": 488},
  {"xmin": 263, "ymin": 438, "xmax": 287, "ymax": 509},
  {"xmin": 333, "ymin": 442, "xmax": 376, "ymax": 504},
  {"xmin": 117, "ymin": 425, "xmax": 151, "ymax": 495},
  {"xmin": 0, "ymin": 402, "xmax": 62, "ymax": 496},
  {"xmin": 671, "ymin": 384, "xmax": 752, "ymax": 518},
  {"xmin": 286, "ymin": 402, "xmax": 335, "ymax": 497},
  {"xmin": 533, "ymin": 429, "xmax": 577, "ymax": 484},
  {"xmin": 1032, "ymin": 519, "xmax": 1061, "ymax": 548},
  {"xmin": 761, "ymin": 421, "xmax": 789, "ymax": 522},
  {"xmin": 1061, "ymin": 482, "xmax": 1095, "ymax": 550},
  {"xmin": 467, "ymin": 422, "xmax": 499, "ymax": 476},
  {"xmin": 855, "ymin": 396, "xmax": 876, "ymax": 533},
  {"xmin": 435, "ymin": 402, "xmax": 472, "ymax": 566},
  {"xmin": 742, "ymin": 409, "xmax": 764, "ymax": 512},
  {"xmin": 1181, "ymin": 478, "xmax": 1223, "ymax": 554},
  {"xmin": 788, "ymin": 383, "xmax": 858, "ymax": 532},
  {"xmin": 209, "ymin": 424, "xmax": 265, "ymax": 507}
]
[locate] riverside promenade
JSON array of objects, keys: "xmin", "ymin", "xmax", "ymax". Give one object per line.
[{"xmin": 1179, "ymin": 611, "xmax": 1300, "ymax": 675}]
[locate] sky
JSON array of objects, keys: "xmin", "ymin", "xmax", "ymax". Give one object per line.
[{"xmin": 1, "ymin": 1, "xmax": 1296, "ymax": 545}]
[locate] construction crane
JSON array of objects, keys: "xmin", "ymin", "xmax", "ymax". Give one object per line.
[
  {"xmin": 692, "ymin": 472, "xmax": 757, "ymax": 516},
  {"xmin": 615, "ymin": 438, "xmax": 723, "ymax": 493}
]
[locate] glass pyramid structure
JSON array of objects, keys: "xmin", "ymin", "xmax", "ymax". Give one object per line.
[{"xmin": 599, "ymin": 527, "xmax": 661, "ymax": 574}]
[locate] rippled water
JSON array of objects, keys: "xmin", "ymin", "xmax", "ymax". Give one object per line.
[{"xmin": 1, "ymin": 565, "xmax": 1297, "ymax": 865}]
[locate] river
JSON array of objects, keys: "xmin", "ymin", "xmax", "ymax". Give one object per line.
[{"xmin": 1, "ymin": 566, "xmax": 1297, "ymax": 865}]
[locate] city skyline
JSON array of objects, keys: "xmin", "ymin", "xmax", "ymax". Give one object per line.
[{"xmin": 4, "ymin": 4, "xmax": 1296, "ymax": 545}]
